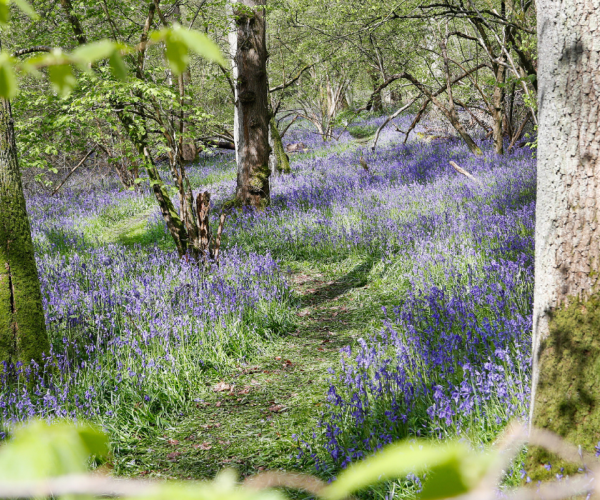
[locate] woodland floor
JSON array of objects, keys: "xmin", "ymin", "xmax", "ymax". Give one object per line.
[
  {"xmin": 101, "ymin": 136, "xmax": 395, "ymax": 481},
  {"xmin": 43, "ymin": 125, "xmax": 533, "ymax": 488},
  {"xmin": 112, "ymin": 255, "xmax": 385, "ymax": 480}
]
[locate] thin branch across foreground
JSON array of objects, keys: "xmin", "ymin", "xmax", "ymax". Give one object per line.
[{"xmin": 0, "ymin": 425, "xmax": 597, "ymax": 500}]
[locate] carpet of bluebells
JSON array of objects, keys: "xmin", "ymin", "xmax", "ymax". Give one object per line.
[
  {"xmin": 1, "ymin": 113, "xmax": 535, "ymax": 475},
  {"xmin": 283, "ymin": 118, "xmax": 535, "ymax": 472},
  {"xmin": 1, "ymin": 162, "xmax": 296, "ymax": 433}
]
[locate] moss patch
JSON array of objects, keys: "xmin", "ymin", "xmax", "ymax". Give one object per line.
[{"xmin": 527, "ymin": 295, "xmax": 600, "ymax": 480}]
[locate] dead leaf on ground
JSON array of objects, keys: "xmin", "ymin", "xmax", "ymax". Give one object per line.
[
  {"xmin": 213, "ymin": 381, "xmax": 232, "ymax": 392},
  {"xmin": 216, "ymin": 401, "xmax": 222, "ymax": 407},
  {"xmin": 167, "ymin": 452, "xmax": 181, "ymax": 461},
  {"xmin": 297, "ymin": 311, "xmax": 309, "ymax": 317},
  {"xmin": 268, "ymin": 404, "xmax": 286, "ymax": 413},
  {"xmin": 240, "ymin": 366, "xmax": 261, "ymax": 374},
  {"xmin": 193, "ymin": 442, "xmax": 212, "ymax": 450}
]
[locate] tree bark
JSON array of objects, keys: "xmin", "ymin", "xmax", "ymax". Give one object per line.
[
  {"xmin": 59, "ymin": 0, "xmax": 87, "ymax": 45},
  {"xmin": 528, "ymin": 0, "xmax": 600, "ymax": 480},
  {"xmin": 367, "ymin": 69, "xmax": 383, "ymax": 112},
  {"xmin": 0, "ymin": 97, "xmax": 49, "ymax": 367},
  {"xmin": 491, "ymin": 59, "xmax": 506, "ymax": 155},
  {"xmin": 269, "ymin": 116, "xmax": 290, "ymax": 174},
  {"xmin": 403, "ymin": 72, "xmax": 483, "ymax": 156},
  {"xmin": 229, "ymin": 0, "xmax": 271, "ymax": 208}
]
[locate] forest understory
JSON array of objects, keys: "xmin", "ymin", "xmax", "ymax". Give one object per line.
[{"xmin": 2, "ymin": 114, "xmax": 535, "ymax": 498}]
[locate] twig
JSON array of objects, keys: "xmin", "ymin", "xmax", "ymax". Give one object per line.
[
  {"xmin": 0, "ymin": 474, "xmax": 157, "ymax": 498},
  {"xmin": 280, "ymin": 114, "xmax": 301, "ymax": 138},
  {"xmin": 244, "ymin": 471, "xmax": 326, "ymax": 496},
  {"xmin": 507, "ymin": 112, "xmax": 531, "ymax": 152},
  {"xmin": 51, "ymin": 149, "xmax": 95, "ymax": 196},
  {"xmin": 449, "ymin": 161, "xmax": 482, "ymax": 185},
  {"xmin": 370, "ymin": 99, "xmax": 417, "ymax": 150},
  {"xmin": 476, "ymin": 422, "xmax": 528, "ymax": 494},
  {"xmin": 528, "ymin": 427, "xmax": 598, "ymax": 466}
]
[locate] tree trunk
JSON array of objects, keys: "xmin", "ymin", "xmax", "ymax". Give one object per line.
[
  {"xmin": 0, "ymin": 97, "xmax": 49, "ymax": 367},
  {"xmin": 113, "ymin": 104, "xmax": 189, "ymax": 257},
  {"xmin": 229, "ymin": 0, "xmax": 271, "ymax": 208},
  {"xmin": 269, "ymin": 116, "xmax": 290, "ymax": 174},
  {"xmin": 368, "ymin": 69, "xmax": 383, "ymax": 112},
  {"xmin": 491, "ymin": 61, "xmax": 506, "ymax": 155},
  {"xmin": 528, "ymin": 0, "xmax": 600, "ymax": 480}
]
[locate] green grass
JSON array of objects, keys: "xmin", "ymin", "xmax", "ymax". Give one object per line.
[
  {"xmin": 108, "ymin": 255, "xmax": 399, "ymax": 481},
  {"xmin": 347, "ymin": 124, "xmax": 378, "ymax": 139},
  {"xmin": 67, "ymin": 155, "xmax": 399, "ymax": 482},
  {"xmin": 46, "ymin": 134, "xmax": 532, "ymax": 500}
]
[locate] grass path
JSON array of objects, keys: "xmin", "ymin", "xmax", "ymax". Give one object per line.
[
  {"xmin": 114, "ymin": 256, "xmax": 388, "ymax": 481},
  {"xmin": 100, "ymin": 136, "xmax": 399, "ymax": 479}
]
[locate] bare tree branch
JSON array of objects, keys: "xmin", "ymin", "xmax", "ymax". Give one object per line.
[{"xmin": 12, "ymin": 46, "xmax": 52, "ymax": 57}]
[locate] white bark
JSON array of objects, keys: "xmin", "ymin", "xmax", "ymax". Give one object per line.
[{"xmin": 531, "ymin": 0, "xmax": 600, "ymax": 424}]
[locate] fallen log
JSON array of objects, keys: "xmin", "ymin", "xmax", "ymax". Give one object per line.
[{"xmin": 449, "ymin": 161, "xmax": 482, "ymax": 185}]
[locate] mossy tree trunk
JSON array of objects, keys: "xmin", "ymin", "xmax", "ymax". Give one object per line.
[
  {"xmin": 228, "ymin": 0, "xmax": 271, "ymax": 208},
  {"xmin": 0, "ymin": 97, "xmax": 49, "ymax": 367},
  {"xmin": 269, "ymin": 116, "xmax": 290, "ymax": 174},
  {"xmin": 528, "ymin": 0, "xmax": 600, "ymax": 480}
]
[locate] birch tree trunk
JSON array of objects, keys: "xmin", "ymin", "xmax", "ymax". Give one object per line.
[
  {"xmin": 228, "ymin": 0, "xmax": 271, "ymax": 208},
  {"xmin": 528, "ymin": 0, "xmax": 600, "ymax": 479},
  {"xmin": 0, "ymin": 97, "xmax": 49, "ymax": 367}
]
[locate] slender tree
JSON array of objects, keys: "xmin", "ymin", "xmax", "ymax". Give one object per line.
[
  {"xmin": 0, "ymin": 93, "xmax": 49, "ymax": 366},
  {"xmin": 229, "ymin": 0, "xmax": 271, "ymax": 208},
  {"xmin": 528, "ymin": 0, "xmax": 600, "ymax": 479}
]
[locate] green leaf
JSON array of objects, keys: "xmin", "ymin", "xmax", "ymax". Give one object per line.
[
  {"xmin": 78, "ymin": 426, "xmax": 109, "ymax": 457},
  {"xmin": 12, "ymin": 0, "xmax": 38, "ymax": 19},
  {"xmin": 151, "ymin": 26, "xmax": 226, "ymax": 72},
  {"xmin": 0, "ymin": 1, "xmax": 10, "ymax": 25},
  {"xmin": 175, "ymin": 27, "xmax": 226, "ymax": 66},
  {"xmin": 109, "ymin": 50, "xmax": 128, "ymax": 80},
  {"xmin": 0, "ymin": 420, "xmax": 108, "ymax": 480},
  {"xmin": 72, "ymin": 40, "xmax": 116, "ymax": 66},
  {"xmin": 48, "ymin": 64, "xmax": 77, "ymax": 97},
  {"xmin": 165, "ymin": 36, "xmax": 189, "ymax": 76},
  {"xmin": 0, "ymin": 53, "xmax": 17, "ymax": 99},
  {"xmin": 322, "ymin": 440, "xmax": 493, "ymax": 500}
]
